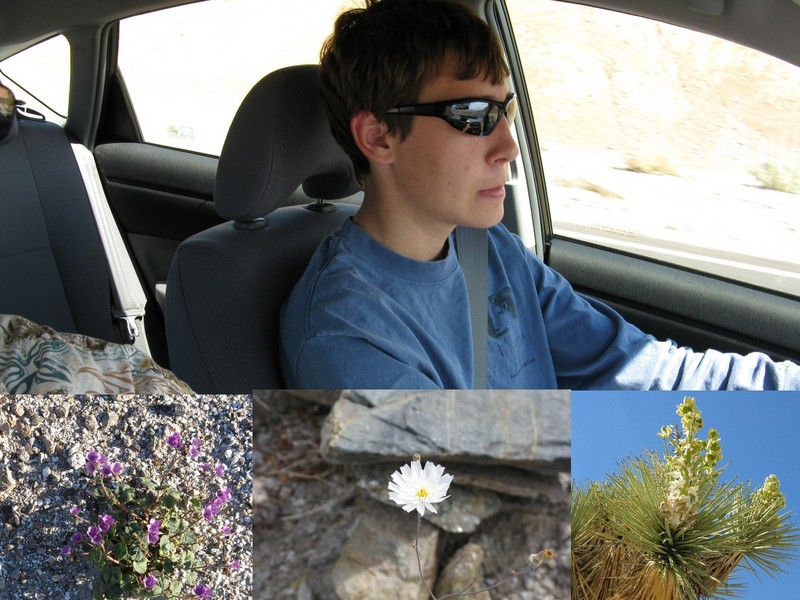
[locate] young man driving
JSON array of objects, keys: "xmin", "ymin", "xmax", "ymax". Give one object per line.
[{"xmin": 280, "ymin": 0, "xmax": 799, "ymax": 390}]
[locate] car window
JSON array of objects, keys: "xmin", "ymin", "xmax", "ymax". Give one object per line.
[
  {"xmin": 505, "ymin": 0, "xmax": 800, "ymax": 297},
  {"xmin": 0, "ymin": 35, "xmax": 70, "ymax": 125},
  {"xmin": 118, "ymin": 0, "xmax": 352, "ymax": 156}
]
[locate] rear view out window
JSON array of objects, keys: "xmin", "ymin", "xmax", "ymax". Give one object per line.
[
  {"xmin": 118, "ymin": 0, "xmax": 351, "ymax": 156},
  {"xmin": 0, "ymin": 35, "xmax": 70, "ymax": 125}
]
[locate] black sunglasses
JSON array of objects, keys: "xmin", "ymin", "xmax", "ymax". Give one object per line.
[{"xmin": 385, "ymin": 93, "xmax": 517, "ymax": 136}]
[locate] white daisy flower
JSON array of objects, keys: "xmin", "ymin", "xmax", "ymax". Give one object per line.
[{"xmin": 388, "ymin": 459, "xmax": 453, "ymax": 516}]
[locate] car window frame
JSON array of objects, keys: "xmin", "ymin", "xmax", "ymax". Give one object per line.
[{"xmin": 493, "ymin": 0, "xmax": 800, "ymax": 299}]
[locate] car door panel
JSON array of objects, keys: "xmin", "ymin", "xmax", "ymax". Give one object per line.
[
  {"xmin": 549, "ymin": 237, "xmax": 800, "ymax": 363},
  {"xmin": 94, "ymin": 142, "xmax": 222, "ymax": 366}
]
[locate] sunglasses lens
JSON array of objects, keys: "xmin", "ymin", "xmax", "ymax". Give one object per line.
[
  {"xmin": 446, "ymin": 100, "xmax": 492, "ymax": 135},
  {"xmin": 445, "ymin": 96, "xmax": 516, "ymax": 136}
]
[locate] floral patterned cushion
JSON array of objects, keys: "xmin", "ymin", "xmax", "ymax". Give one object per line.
[{"xmin": 0, "ymin": 314, "xmax": 193, "ymax": 394}]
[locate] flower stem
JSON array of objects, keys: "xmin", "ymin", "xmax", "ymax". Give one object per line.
[{"xmin": 416, "ymin": 514, "xmax": 438, "ymax": 600}]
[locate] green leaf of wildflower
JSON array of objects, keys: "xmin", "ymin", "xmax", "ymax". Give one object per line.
[
  {"xmin": 189, "ymin": 496, "xmax": 201, "ymax": 509},
  {"xmin": 140, "ymin": 477, "xmax": 158, "ymax": 491},
  {"xmin": 169, "ymin": 579, "xmax": 182, "ymax": 594},
  {"xmin": 161, "ymin": 559, "xmax": 177, "ymax": 574},
  {"xmin": 89, "ymin": 546, "xmax": 105, "ymax": 566},
  {"xmin": 113, "ymin": 541, "xmax": 129, "ymax": 561},
  {"xmin": 116, "ymin": 484, "xmax": 135, "ymax": 504},
  {"xmin": 121, "ymin": 572, "xmax": 139, "ymax": 593},
  {"xmin": 132, "ymin": 557, "xmax": 148, "ymax": 574},
  {"xmin": 181, "ymin": 549, "xmax": 196, "ymax": 568},
  {"xmin": 100, "ymin": 565, "xmax": 123, "ymax": 586},
  {"xmin": 159, "ymin": 534, "xmax": 177, "ymax": 558},
  {"xmin": 186, "ymin": 570, "xmax": 198, "ymax": 587},
  {"xmin": 165, "ymin": 515, "xmax": 181, "ymax": 534},
  {"xmin": 130, "ymin": 546, "xmax": 146, "ymax": 562},
  {"xmin": 180, "ymin": 529, "xmax": 198, "ymax": 545},
  {"xmin": 161, "ymin": 489, "xmax": 181, "ymax": 510}
]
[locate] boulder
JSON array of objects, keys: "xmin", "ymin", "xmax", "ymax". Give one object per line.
[
  {"xmin": 331, "ymin": 500, "xmax": 440, "ymax": 600},
  {"xmin": 320, "ymin": 390, "xmax": 569, "ymax": 472}
]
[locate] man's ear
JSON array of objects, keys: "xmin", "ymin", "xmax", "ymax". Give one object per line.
[{"xmin": 350, "ymin": 111, "xmax": 395, "ymax": 166}]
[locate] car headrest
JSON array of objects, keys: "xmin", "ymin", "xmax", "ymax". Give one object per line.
[
  {"xmin": 0, "ymin": 83, "xmax": 19, "ymax": 145},
  {"xmin": 214, "ymin": 64, "xmax": 360, "ymax": 222}
]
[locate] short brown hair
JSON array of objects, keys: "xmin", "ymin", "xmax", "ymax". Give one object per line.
[{"xmin": 319, "ymin": 0, "xmax": 510, "ymax": 181}]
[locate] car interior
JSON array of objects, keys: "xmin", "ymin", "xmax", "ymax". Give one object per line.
[
  {"xmin": 2, "ymin": 0, "xmax": 799, "ymax": 393},
  {"xmin": 166, "ymin": 64, "xmax": 361, "ymax": 393}
]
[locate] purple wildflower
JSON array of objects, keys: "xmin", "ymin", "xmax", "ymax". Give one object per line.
[
  {"xmin": 143, "ymin": 574, "xmax": 158, "ymax": 590},
  {"xmin": 166, "ymin": 431, "xmax": 182, "ymax": 449},
  {"xmin": 87, "ymin": 525, "xmax": 103, "ymax": 545},
  {"xmin": 220, "ymin": 524, "xmax": 232, "ymax": 535},
  {"xmin": 203, "ymin": 503, "xmax": 219, "ymax": 521},
  {"xmin": 217, "ymin": 486, "xmax": 231, "ymax": 503},
  {"xmin": 189, "ymin": 437, "xmax": 202, "ymax": 458},
  {"xmin": 98, "ymin": 514, "xmax": 115, "ymax": 532},
  {"xmin": 87, "ymin": 451, "xmax": 116, "ymax": 477},
  {"xmin": 61, "ymin": 544, "xmax": 71, "ymax": 556},
  {"xmin": 70, "ymin": 531, "xmax": 83, "ymax": 544},
  {"xmin": 213, "ymin": 463, "xmax": 226, "ymax": 478},
  {"xmin": 69, "ymin": 506, "xmax": 81, "ymax": 517},
  {"xmin": 147, "ymin": 518, "xmax": 161, "ymax": 544},
  {"xmin": 230, "ymin": 560, "xmax": 241, "ymax": 570},
  {"xmin": 201, "ymin": 462, "xmax": 212, "ymax": 472},
  {"xmin": 192, "ymin": 584, "xmax": 213, "ymax": 599}
]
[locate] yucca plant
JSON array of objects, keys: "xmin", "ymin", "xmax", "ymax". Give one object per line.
[{"xmin": 572, "ymin": 397, "xmax": 798, "ymax": 600}]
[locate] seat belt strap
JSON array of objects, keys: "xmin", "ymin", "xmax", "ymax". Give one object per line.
[
  {"xmin": 456, "ymin": 226, "xmax": 488, "ymax": 388},
  {"xmin": 71, "ymin": 143, "xmax": 151, "ymax": 356}
]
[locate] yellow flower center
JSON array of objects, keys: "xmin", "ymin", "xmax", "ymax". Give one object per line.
[{"xmin": 416, "ymin": 487, "xmax": 430, "ymax": 500}]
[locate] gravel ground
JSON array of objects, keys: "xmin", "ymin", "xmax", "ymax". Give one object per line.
[
  {"xmin": 252, "ymin": 391, "xmax": 570, "ymax": 600},
  {"xmin": 0, "ymin": 394, "xmax": 253, "ymax": 599}
]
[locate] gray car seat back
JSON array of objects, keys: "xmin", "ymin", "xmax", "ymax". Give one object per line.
[
  {"xmin": 166, "ymin": 64, "xmax": 360, "ymax": 392},
  {"xmin": 0, "ymin": 99, "xmax": 120, "ymax": 343}
]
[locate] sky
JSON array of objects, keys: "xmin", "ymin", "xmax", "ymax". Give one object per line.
[{"xmin": 572, "ymin": 391, "xmax": 800, "ymax": 600}]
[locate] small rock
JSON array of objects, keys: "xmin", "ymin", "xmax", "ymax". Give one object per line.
[
  {"xmin": 84, "ymin": 414, "xmax": 98, "ymax": 431},
  {"xmin": 331, "ymin": 500, "xmax": 440, "ymax": 600},
  {"xmin": 66, "ymin": 444, "xmax": 84, "ymax": 471},
  {"xmin": 434, "ymin": 543, "xmax": 491, "ymax": 600},
  {"xmin": 40, "ymin": 435, "xmax": 56, "ymax": 456},
  {"xmin": 100, "ymin": 411, "xmax": 119, "ymax": 429},
  {"xmin": 0, "ymin": 465, "xmax": 16, "ymax": 492}
]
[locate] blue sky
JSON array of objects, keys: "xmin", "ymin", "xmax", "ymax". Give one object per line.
[{"xmin": 572, "ymin": 391, "xmax": 800, "ymax": 600}]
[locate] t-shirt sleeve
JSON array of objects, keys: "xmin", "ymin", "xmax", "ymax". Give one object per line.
[{"xmin": 527, "ymin": 251, "xmax": 800, "ymax": 390}]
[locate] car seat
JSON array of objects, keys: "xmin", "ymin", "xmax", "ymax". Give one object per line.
[
  {"xmin": 0, "ymin": 81, "xmax": 137, "ymax": 346},
  {"xmin": 165, "ymin": 64, "xmax": 360, "ymax": 393}
]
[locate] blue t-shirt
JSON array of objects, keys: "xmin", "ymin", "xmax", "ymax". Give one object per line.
[{"xmin": 280, "ymin": 219, "xmax": 799, "ymax": 390}]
